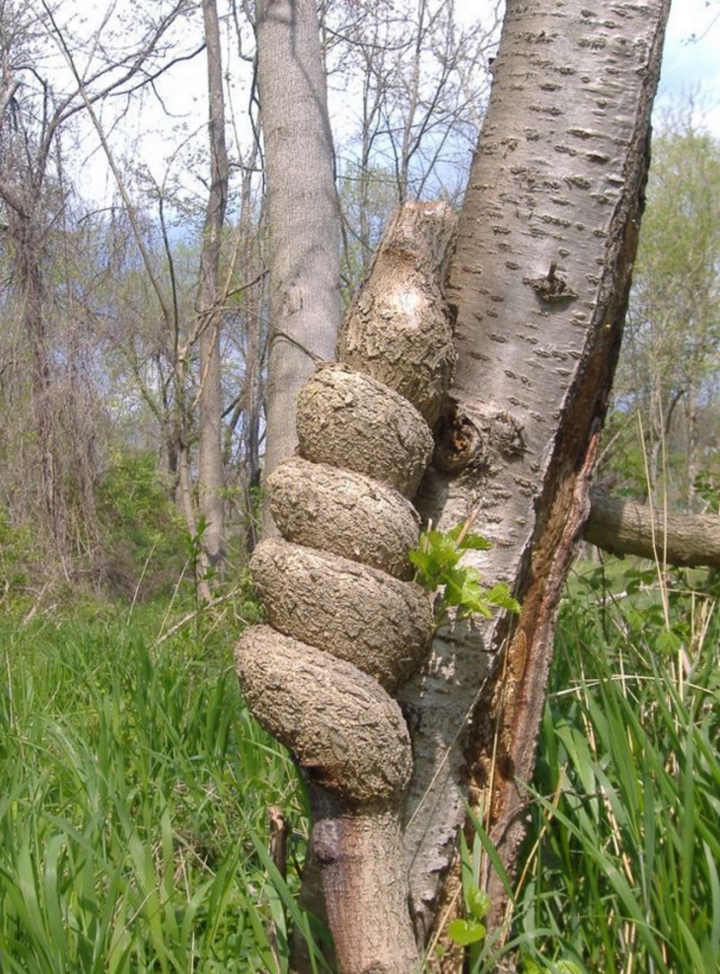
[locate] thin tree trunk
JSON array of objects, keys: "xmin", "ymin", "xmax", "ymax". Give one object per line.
[
  {"xmin": 238, "ymin": 201, "xmax": 455, "ymax": 973},
  {"xmin": 197, "ymin": 0, "xmax": 229, "ymax": 582},
  {"xmin": 238, "ymin": 166, "xmax": 266, "ymax": 554},
  {"xmin": 255, "ymin": 0, "xmax": 340, "ymax": 535},
  {"xmin": 12, "ymin": 208, "xmax": 67, "ymax": 554}
]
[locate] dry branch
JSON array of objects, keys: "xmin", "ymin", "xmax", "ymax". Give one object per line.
[{"xmin": 586, "ymin": 486, "xmax": 720, "ymax": 568}]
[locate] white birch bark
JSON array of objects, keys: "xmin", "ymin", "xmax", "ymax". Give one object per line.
[{"xmin": 402, "ymin": 0, "xmax": 671, "ymax": 936}]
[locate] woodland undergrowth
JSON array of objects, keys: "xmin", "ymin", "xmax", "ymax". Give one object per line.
[{"xmin": 0, "ymin": 557, "xmax": 718, "ymax": 973}]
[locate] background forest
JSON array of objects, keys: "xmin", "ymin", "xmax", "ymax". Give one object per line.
[
  {"xmin": 1, "ymin": 0, "xmax": 719, "ymax": 972},
  {"xmin": 0, "ymin": 0, "xmax": 718, "ymax": 605}
]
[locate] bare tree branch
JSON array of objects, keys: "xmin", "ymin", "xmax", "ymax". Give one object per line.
[{"xmin": 586, "ymin": 486, "xmax": 720, "ymax": 568}]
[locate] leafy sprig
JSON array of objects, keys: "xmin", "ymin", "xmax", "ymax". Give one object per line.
[
  {"xmin": 447, "ymin": 885, "xmax": 491, "ymax": 947},
  {"xmin": 410, "ymin": 520, "xmax": 520, "ymax": 623}
]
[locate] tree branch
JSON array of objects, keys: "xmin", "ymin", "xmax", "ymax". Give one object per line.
[{"xmin": 585, "ymin": 486, "xmax": 720, "ymax": 569}]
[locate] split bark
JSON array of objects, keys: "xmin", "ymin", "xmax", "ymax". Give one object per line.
[{"xmin": 403, "ymin": 0, "xmax": 672, "ymax": 938}]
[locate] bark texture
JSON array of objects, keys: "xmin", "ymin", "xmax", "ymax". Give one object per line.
[
  {"xmin": 586, "ymin": 486, "xmax": 720, "ymax": 568},
  {"xmin": 400, "ymin": 0, "xmax": 672, "ymax": 940},
  {"xmin": 256, "ymin": 0, "xmax": 341, "ymax": 530},
  {"xmin": 237, "ymin": 201, "xmax": 457, "ymax": 973},
  {"xmin": 250, "ymin": 539, "xmax": 434, "ymax": 690},
  {"xmin": 296, "ymin": 364, "xmax": 434, "ymax": 498},
  {"xmin": 268, "ymin": 458, "xmax": 420, "ymax": 579},
  {"xmin": 236, "ymin": 627, "xmax": 412, "ymax": 802},
  {"xmin": 309, "ymin": 792, "xmax": 420, "ymax": 974},
  {"xmin": 337, "ymin": 203, "xmax": 457, "ymax": 426}
]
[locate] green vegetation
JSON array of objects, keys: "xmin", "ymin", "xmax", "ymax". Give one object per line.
[
  {"xmin": 0, "ymin": 606, "xmax": 319, "ymax": 973},
  {"xmin": 513, "ymin": 561, "xmax": 720, "ymax": 974},
  {"xmin": 410, "ymin": 522, "xmax": 520, "ymax": 623},
  {"xmin": 2, "ymin": 560, "xmax": 717, "ymax": 972},
  {"xmin": 604, "ymin": 113, "xmax": 720, "ymax": 511}
]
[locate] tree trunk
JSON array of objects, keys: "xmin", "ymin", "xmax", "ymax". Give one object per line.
[
  {"xmin": 404, "ymin": 0, "xmax": 671, "ymax": 938},
  {"xmin": 8, "ymin": 205, "xmax": 68, "ymax": 554},
  {"xmin": 238, "ymin": 201, "xmax": 455, "ymax": 972},
  {"xmin": 240, "ymin": 0, "xmax": 672, "ymax": 968},
  {"xmin": 255, "ymin": 0, "xmax": 341, "ymax": 535},
  {"xmin": 197, "ymin": 0, "xmax": 229, "ymax": 581}
]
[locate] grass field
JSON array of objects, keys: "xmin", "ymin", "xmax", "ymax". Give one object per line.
[
  {"xmin": 0, "ymin": 605, "xmax": 318, "ymax": 973},
  {"xmin": 1, "ymin": 561, "xmax": 718, "ymax": 973},
  {"xmin": 509, "ymin": 561, "xmax": 720, "ymax": 974}
]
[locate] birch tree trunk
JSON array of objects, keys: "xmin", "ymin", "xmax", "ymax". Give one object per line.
[
  {"xmin": 256, "ymin": 0, "xmax": 341, "ymax": 534},
  {"xmin": 404, "ymin": 0, "xmax": 672, "ymax": 939}
]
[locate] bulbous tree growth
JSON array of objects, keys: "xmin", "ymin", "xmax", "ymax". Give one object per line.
[{"xmin": 236, "ymin": 201, "xmax": 457, "ymax": 972}]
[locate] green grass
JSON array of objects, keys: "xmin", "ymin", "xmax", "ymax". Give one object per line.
[
  {"xmin": 0, "ymin": 608, "xmax": 320, "ymax": 973},
  {"xmin": 3, "ymin": 562, "xmax": 719, "ymax": 973},
  {"xmin": 512, "ymin": 561, "xmax": 720, "ymax": 974}
]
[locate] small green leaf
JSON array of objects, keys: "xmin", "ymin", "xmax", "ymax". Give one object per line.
[
  {"xmin": 485, "ymin": 583, "xmax": 521, "ymax": 614},
  {"xmin": 409, "ymin": 522, "xmax": 521, "ymax": 624},
  {"xmin": 466, "ymin": 886, "xmax": 491, "ymax": 921},
  {"xmin": 456, "ymin": 532, "xmax": 493, "ymax": 552},
  {"xmin": 447, "ymin": 918, "xmax": 487, "ymax": 946},
  {"xmin": 408, "ymin": 549, "xmax": 435, "ymax": 584}
]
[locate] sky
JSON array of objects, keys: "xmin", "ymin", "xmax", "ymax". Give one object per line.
[
  {"xmin": 54, "ymin": 0, "xmax": 720, "ymax": 208},
  {"xmin": 655, "ymin": 0, "xmax": 720, "ymax": 131}
]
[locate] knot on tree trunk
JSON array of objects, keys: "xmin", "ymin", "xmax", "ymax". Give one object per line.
[
  {"xmin": 249, "ymin": 538, "xmax": 434, "ymax": 690},
  {"xmin": 235, "ymin": 201, "xmax": 457, "ymax": 973},
  {"xmin": 236, "ymin": 200, "xmax": 457, "ymax": 800},
  {"xmin": 236, "ymin": 626, "xmax": 413, "ymax": 802}
]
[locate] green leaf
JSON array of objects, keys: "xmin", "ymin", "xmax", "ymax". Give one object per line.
[
  {"xmin": 456, "ymin": 531, "xmax": 493, "ymax": 552},
  {"xmin": 447, "ymin": 918, "xmax": 486, "ymax": 946},
  {"xmin": 485, "ymin": 583, "xmax": 521, "ymax": 613},
  {"xmin": 467, "ymin": 886, "xmax": 491, "ymax": 921},
  {"xmin": 409, "ymin": 522, "xmax": 521, "ymax": 623},
  {"xmin": 407, "ymin": 549, "xmax": 435, "ymax": 586}
]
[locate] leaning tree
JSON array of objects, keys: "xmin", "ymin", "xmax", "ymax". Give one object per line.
[{"xmin": 237, "ymin": 0, "xmax": 674, "ymax": 971}]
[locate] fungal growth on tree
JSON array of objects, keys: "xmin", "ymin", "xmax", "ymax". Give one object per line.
[{"xmin": 235, "ymin": 200, "xmax": 457, "ymax": 970}]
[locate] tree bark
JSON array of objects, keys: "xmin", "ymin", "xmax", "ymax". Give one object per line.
[
  {"xmin": 242, "ymin": 0, "xmax": 673, "ymax": 967},
  {"xmin": 197, "ymin": 0, "xmax": 229, "ymax": 583},
  {"xmin": 238, "ymin": 201, "xmax": 455, "ymax": 973},
  {"xmin": 403, "ymin": 0, "xmax": 672, "ymax": 939},
  {"xmin": 585, "ymin": 486, "xmax": 720, "ymax": 569},
  {"xmin": 256, "ymin": 0, "xmax": 341, "ymax": 534}
]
